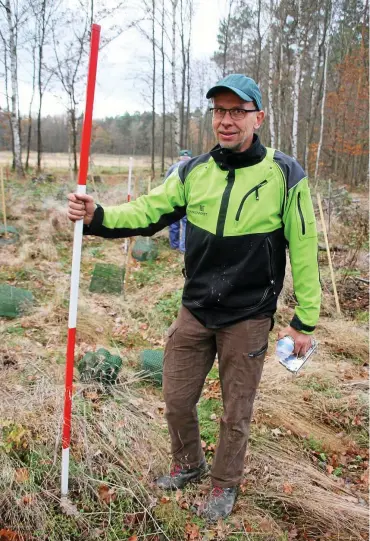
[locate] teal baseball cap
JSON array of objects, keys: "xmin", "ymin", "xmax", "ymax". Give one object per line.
[
  {"xmin": 206, "ymin": 74, "xmax": 262, "ymax": 110},
  {"xmin": 179, "ymin": 149, "xmax": 192, "ymax": 157}
]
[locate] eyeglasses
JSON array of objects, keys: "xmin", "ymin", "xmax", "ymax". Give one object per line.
[{"xmin": 209, "ymin": 107, "xmax": 258, "ymax": 120}]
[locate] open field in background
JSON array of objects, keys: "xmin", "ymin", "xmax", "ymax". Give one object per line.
[
  {"xmin": 0, "ymin": 167, "xmax": 368, "ymax": 540},
  {"xmin": 0, "ymin": 152, "xmax": 174, "ymax": 175}
]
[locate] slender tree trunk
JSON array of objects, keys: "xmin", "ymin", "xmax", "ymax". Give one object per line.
[
  {"xmin": 184, "ymin": 1, "xmax": 192, "ymax": 148},
  {"xmin": 291, "ymin": 0, "xmax": 301, "ymax": 159},
  {"xmin": 151, "ymin": 0, "xmax": 156, "ymax": 181},
  {"xmin": 276, "ymin": 14, "xmax": 284, "ymax": 149},
  {"xmin": 160, "ymin": 2, "xmax": 165, "ymax": 174},
  {"xmin": 67, "ymin": 113, "xmax": 73, "ymax": 182},
  {"xmin": 179, "ymin": 0, "xmax": 186, "ymax": 148},
  {"xmin": 268, "ymin": 0, "xmax": 276, "ymax": 147},
  {"xmin": 26, "ymin": 42, "xmax": 37, "ymax": 170},
  {"xmin": 314, "ymin": 18, "xmax": 331, "ymax": 183},
  {"xmin": 304, "ymin": 27, "xmax": 320, "ymax": 172},
  {"xmin": 5, "ymin": 0, "xmax": 23, "ymax": 175},
  {"xmin": 1, "ymin": 35, "xmax": 15, "ymax": 169},
  {"xmin": 171, "ymin": 0, "xmax": 179, "ymax": 153},
  {"xmin": 71, "ymin": 107, "xmax": 78, "ymax": 174},
  {"xmin": 255, "ymin": 0, "xmax": 262, "ymax": 82},
  {"xmin": 222, "ymin": 0, "xmax": 233, "ymax": 76}
]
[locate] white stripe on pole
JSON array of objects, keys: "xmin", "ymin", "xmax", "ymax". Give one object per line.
[
  {"xmin": 68, "ymin": 184, "xmax": 86, "ymax": 329},
  {"xmin": 61, "ymin": 447, "xmax": 70, "ymax": 495}
]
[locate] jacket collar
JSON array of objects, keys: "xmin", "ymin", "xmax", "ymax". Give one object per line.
[{"xmin": 210, "ymin": 134, "xmax": 267, "ymax": 170}]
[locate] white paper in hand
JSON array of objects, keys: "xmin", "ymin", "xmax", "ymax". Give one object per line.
[{"xmin": 277, "ymin": 339, "xmax": 318, "ymax": 373}]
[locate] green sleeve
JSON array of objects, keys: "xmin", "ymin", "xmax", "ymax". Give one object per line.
[
  {"xmin": 84, "ymin": 170, "xmax": 186, "ymax": 238},
  {"xmin": 283, "ymin": 177, "xmax": 321, "ymax": 334}
]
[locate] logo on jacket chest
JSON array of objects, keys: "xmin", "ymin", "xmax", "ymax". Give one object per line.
[{"xmin": 187, "ymin": 204, "xmax": 207, "ymax": 216}]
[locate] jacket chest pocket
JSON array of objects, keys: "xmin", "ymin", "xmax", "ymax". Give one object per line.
[
  {"xmin": 235, "ymin": 180, "xmax": 268, "ymax": 222},
  {"xmin": 296, "ymin": 188, "xmax": 317, "ymax": 240}
]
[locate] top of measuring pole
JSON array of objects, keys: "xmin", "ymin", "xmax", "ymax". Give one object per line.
[{"xmin": 77, "ymin": 24, "xmax": 101, "ymax": 186}]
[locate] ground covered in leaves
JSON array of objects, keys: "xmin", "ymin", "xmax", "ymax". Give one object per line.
[{"xmin": 0, "ymin": 171, "xmax": 368, "ymax": 540}]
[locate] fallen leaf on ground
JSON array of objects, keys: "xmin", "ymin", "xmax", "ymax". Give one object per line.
[
  {"xmin": 14, "ymin": 467, "xmax": 29, "ymax": 483},
  {"xmin": 283, "ymin": 483, "xmax": 294, "ymax": 494},
  {"xmin": 0, "ymin": 530, "xmax": 24, "ymax": 541},
  {"xmin": 123, "ymin": 512, "xmax": 145, "ymax": 526},
  {"xmin": 98, "ymin": 484, "xmax": 117, "ymax": 504},
  {"xmin": 185, "ymin": 522, "xmax": 200, "ymax": 540},
  {"xmin": 259, "ymin": 517, "xmax": 273, "ymax": 532}
]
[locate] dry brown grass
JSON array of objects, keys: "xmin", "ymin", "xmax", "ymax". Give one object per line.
[{"xmin": 0, "ymin": 174, "xmax": 368, "ymax": 540}]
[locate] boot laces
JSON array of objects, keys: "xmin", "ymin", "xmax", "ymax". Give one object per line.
[{"xmin": 211, "ymin": 486, "xmax": 224, "ymax": 498}]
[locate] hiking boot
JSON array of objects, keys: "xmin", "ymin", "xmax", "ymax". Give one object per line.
[
  {"xmin": 200, "ymin": 486, "xmax": 238, "ymax": 522},
  {"xmin": 155, "ymin": 459, "xmax": 208, "ymax": 490}
]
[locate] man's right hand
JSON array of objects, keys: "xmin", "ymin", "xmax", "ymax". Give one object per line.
[{"xmin": 67, "ymin": 193, "xmax": 95, "ymax": 225}]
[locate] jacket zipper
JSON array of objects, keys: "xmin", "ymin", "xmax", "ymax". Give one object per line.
[
  {"xmin": 235, "ymin": 180, "xmax": 268, "ymax": 221},
  {"xmin": 276, "ymin": 162, "xmax": 287, "ymax": 215},
  {"xmin": 267, "ymin": 237, "xmax": 275, "ymax": 286},
  {"xmin": 216, "ymin": 169, "xmax": 235, "ymax": 236},
  {"xmin": 297, "ymin": 192, "xmax": 306, "ymax": 235}
]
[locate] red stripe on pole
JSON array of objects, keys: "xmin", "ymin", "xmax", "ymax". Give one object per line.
[
  {"xmin": 62, "ymin": 327, "xmax": 76, "ymax": 449},
  {"xmin": 127, "ymin": 194, "xmax": 131, "ymax": 202},
  {"xmin": 78, "ymin": 24, "xmax": 101, "ymax": 186}
]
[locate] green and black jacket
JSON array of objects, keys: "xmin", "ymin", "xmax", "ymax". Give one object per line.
[{"xmin": 84, "ymin": 135, "xmax": 321, "ymax": 332}]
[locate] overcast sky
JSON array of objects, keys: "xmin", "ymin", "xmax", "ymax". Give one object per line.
[{"xmin": 15, "ymin": 0, "xmax": 227, "ymax": 119}]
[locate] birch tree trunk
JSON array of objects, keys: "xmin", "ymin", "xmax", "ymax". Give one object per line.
[
  {"xmin": 0, "ymin": 32, "xmax": 15, "ymax": 169},
  {"xmin": 26, "ymin": 40, "xmax": 37, "ymax": 170},
  {"xmin": 179, "ymin": 0, "xmax": 186, "ymax": 148},
  {"xmin": 184, "ymin": 0, "xmax": 192, "ymax": 148},
  {"xmin": 255, "ymin": 0, "xmax": 262, "ymax": 82},
  {"xmin": 5, "ymin": 0, "xmax": 23, "ymax": 175},
  {"xmin": 276, "ymin": 9, "xmax": 285, "ymax": 150},
  {"xmin": 151, "ymin": 0, "xmax": 156, "ymax": 182},
  {"xmin": 314, "ymin": 4, "xmax": 332, "ymax": 183},
  {"xmin": 303, "ymin": 26, "xmax": 320, "ymax": 171},
  {"xmin": 268, "ymin": 0, "xmax": 276, "ymax": 147},
  {"xmin": 291, "ymin": 0, "xmax": 301, "ymax": 159},
  {"xmin": 160, "ymin": 2, "xmax": 165, "ymax": 174},
  {"xmin": 171, "ymin": 0, "xmax": 180, "ymax": 154}
]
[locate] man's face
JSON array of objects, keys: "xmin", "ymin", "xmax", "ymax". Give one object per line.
[{"xmin": 212, "ymin": 90, "xmax": 265, "ymax": 152}]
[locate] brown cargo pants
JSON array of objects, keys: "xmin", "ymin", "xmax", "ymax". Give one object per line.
[{"xmin": 163, "ymin": 306, "xmax": 270, "ymax": 488}]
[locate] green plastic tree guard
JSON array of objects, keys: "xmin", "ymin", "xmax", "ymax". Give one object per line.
[
  {"xmin": 0, "ymin": 284, "xmax": 34, "ymax": 318},
  {"xmin": 89, "ymin": 263, "xmax": 125, "ymax": 294},
  {"xmin": 140, "ymin": 349, "xmax": 164, "ymax": 385},
  {"xmin": 132, "ymin": 238, "xmax": 158, "ymax": 262},
  {"xmin": 77, "ymin": 348, "xmax": 123, "ymax": 385},
  {"xmin": 0, "ymin": 225, "xmax": 20, "ymax": 246}
]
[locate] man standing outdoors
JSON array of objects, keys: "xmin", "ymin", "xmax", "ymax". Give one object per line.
[
  {"xmin": 166, "ymin": 149, "xmax": 192, "ymax": 253},
  {"xmin": 67, "ymin": 74, "xmax": 321, "ymax": 522}
]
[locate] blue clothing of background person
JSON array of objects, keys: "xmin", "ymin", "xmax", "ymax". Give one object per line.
[{"xmin": 165, "ymin": 150, "xmax": 192, "ymax": 253}]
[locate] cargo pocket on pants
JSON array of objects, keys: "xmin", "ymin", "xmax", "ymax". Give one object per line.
[{"xmin": 248, "ymin": 342, "xmax": 268, "ymax": 358}]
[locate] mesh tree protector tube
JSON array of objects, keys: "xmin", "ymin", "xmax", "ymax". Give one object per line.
[{"xmin": 61, "ymin": 24, "xmax": 101, "ymax": 497}]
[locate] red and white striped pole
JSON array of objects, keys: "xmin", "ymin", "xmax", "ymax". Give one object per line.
[{"xmin": 61, "ymin": 24, "xmax": 101, "ymax": 496}]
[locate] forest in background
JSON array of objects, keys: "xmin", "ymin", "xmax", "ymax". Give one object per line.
[{"xmin": 0, "ymin": 0, "xmax": 368, "ymax": 185}]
